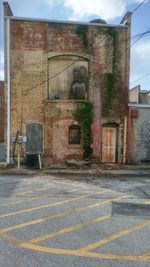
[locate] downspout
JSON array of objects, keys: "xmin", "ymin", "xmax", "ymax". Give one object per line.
[
  {"xmin": 123, "ymin": 116, "xmax": 127, "ymax": 164},
  {"xmin": 6, "ymin": 17, "xmax": 10, "ymax": 164}
]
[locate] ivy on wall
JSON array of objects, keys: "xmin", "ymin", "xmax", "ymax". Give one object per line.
[
  {"xmin": 102, "ymin": 28, "xmax": 120, "ymax": 117},
  {"xmin": 75, "ymin": 25, "xmax": 89, "ymax": 49},
  {"xmin": 74, "ymin": 102, "xmax": 94, "ymax": 158},
  {"xmin": 103, "ymin": 73, "xmax": 117, "ymax": 117}
]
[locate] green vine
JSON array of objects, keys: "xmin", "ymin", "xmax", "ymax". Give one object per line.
[
  {"xmin": 107, "ymin": 28, "xmax": 118, "ymax": 69},
  {"xmin": 102, "ymin": 28, "xmax": 119, "ymax": 117},
  {"xmin": 75, "ymin": 25, "xmax": 88, "ymax": 49},
  {"xmin": 103, "ymin": 73, "xmax": 116, "ymax": 116},
  {"xmin": 74, "ymin": 102, "xmax": 94, "ymax": 158}
]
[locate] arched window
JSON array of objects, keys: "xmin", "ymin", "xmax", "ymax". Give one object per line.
[
  {"xmin": 48, "ymin": 55, "xmax": 88, "ymax": 100},
  {"xmin": 69, "ymin": 125, "xmax": 81, "ymax": 144}
]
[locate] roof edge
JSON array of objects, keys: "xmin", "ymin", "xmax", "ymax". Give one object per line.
[{"xmin": 5, "ymin": 16, "xmax": 128, "ymax": 28}]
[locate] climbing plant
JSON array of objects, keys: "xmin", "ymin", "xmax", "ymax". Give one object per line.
[
  {"xmin": 102, "ymin": 28, "xmax": 120, "ymax": 117},
  {"xmin": 74, "ymin": 102, "xmax": 94, "ymax": 158},
  {"xmin": 75, "ymin": 25, "xmax": 88, "ymax": 49}
]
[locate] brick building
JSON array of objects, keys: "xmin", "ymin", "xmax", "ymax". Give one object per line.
[{"xmin": 3, "ymin": 2, "xmax": 131, "ymax": 166}]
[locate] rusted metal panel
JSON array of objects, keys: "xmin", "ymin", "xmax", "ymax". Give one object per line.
[{"xmin": 102, "ymin": 127, "xmax": 116, "ymax": 163}]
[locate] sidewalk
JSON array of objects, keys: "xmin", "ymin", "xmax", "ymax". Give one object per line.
[{"xmin": 0, "ymin": 163, "xmax": 150, "ymax": 177}]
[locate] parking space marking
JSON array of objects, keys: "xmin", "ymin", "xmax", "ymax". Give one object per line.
[
  {"xmin": 1, "ymin": 234, "xmax": 150, "ymax": 262},
  {"xmin": 30, "ymin": 214, "xmax": 111, "ymax": 243},
  {"xmin": 78, "ymin": 220, "xmax": 150, "ymax": 252},
  {"xmin": 0, "ymin": 188, "xmax": 80, "ymax": 207},
  {"xmin": 67, "ymin": 188, "xmax": 80, "ymax": 193},
  {"xmin": 142, "ymin": 250, "xmax": 150, "ymax": 256},
  {"xmin": 20, "ymin": 243, "xmax": 150, "ymax": 262},
  {"xmin": 0, "ymin": 196, "xmax": 40, "ymax": 207},
  {"xmin": 0, "ymin": 194, "xmax": 128, "ymax": 234},
  {"xmin": 0, "ymin": 190, "xmax": 108, "ymax": 219},
  {"xmin": 15, "ymin": 191, "xmax": 34, "ymax": 196}
]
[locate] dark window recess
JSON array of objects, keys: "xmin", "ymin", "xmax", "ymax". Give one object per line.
[{"xmin": 69, "ymin": 125, "xmax": 81, "ymax": 144}]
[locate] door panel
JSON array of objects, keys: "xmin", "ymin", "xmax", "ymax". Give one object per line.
[
  {"xmin": 102, "ymin": 127, "xmax": 116, "ymax": 163},
  {"xmin": 26, "ymin": 123, "xmax": 43, "ymax": 154}
]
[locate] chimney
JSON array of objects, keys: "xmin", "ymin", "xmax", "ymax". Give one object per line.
[{"xmin": 3, "ymin": 2, "xmax": 13, "ymax": 16}]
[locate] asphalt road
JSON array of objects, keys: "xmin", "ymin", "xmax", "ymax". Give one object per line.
[{"xmin": 0, "ymin": 173, "xmax": 150, "ymax": 267}]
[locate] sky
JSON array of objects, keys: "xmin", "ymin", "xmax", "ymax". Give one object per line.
[{"xmin": 0, "ymin": 0, "xmax": 150, "ymax": 90}]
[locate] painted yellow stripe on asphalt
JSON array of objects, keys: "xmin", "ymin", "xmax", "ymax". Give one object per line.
[
  {"xmin": 0, "ymin": 194, "xmax": 128, "ymax": 234},
  {"xmin": 1, "ymin": 234, "xmax": 150, "ymax": 262},
  {"xmin": 11, "ymin": 188, "xmax": 47, "ymax": 197},
  {"xmin": 20, "ymin": 243, "xmax": 150, "ymax": 262},
  {"xmin": 0, "ymin": 188, "xmax": 80, "ymax": 207},
  {"xmin": 67, "ymin": 189, "xmax": 80, "ymax": 193},
  {"xmin": 30, "ymin": 214, "xmax": 111, "ymax": 243},
  {"xmin": 78, "ymin": 220, "xmax": 150, "ymax": 252},
  {"xmin": 0, "ymin": 190, "xmax": 108, "ymax": 219},
  {"xmin": 16, "ymin": 191, "xmax": 34, "ymax": 196},
  {"xmin": 142, "ymin": 250, "xmax": 150, "ymax": 256},
  {"xmin": 0, "ymin": 197, "xmax": 40, "ymax": 207},
  {"xmin": 144, "ymin": 200, "xmax": 150, "ymax": 204}
]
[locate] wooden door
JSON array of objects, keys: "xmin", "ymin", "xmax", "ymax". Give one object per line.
[
  {"xmin": 26, "ymin": 123, "xmax": 43, "ymax": 154},
  {"xmin": 102, "ymin": 127, "xmax": 116, "ymax": 163}
]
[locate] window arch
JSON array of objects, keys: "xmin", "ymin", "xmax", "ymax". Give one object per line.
[{"xmin": 69, "ymin": 125, "xmax": 81, "ymax": 144}]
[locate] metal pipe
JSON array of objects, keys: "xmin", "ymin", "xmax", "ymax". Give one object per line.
[
  {"xmin": 123, "ymin": 116, "xmax": 127, "ymax": 164},
  {"xmin": 6, "ymin": 18, "xmax": 10, "ymax": 164}
]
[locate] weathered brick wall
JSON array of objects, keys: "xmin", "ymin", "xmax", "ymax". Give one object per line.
[{"xmin": 9, "ymin": 19, "xmax": 129, "ymax": 164}]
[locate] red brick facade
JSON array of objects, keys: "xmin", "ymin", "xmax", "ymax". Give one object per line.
[{"xmin": 4, "ymin": 3, "xmax": 131, "ymax": 165}]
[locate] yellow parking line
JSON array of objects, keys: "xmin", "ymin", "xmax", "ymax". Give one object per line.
[
  {"xmin": 1, "ymin": 234, "xmax": 150, "ymax": 262},
  {"xmin": 0, "ymin": 197, "xmax": 40, "ymax": 207},
  {"xmin": 11, "ymin": 188, "xmax": 47, "ymax": 197},
  {"xmin": 30, "ymin": 214, "xmax": 111, "ymax": 243},
  {"xmin": 0, "ymin": 190, "xmax": 108, "ymax": 219},
  {"xmin": 16, "ymin": 191, "xmax": 34, "ymax": 196},
  {"xmin": 78, "ymin": 220, "xmax": 150, "ymax": 252},
  {"xmin": 20, "ymin": 243, "xmax": 150, "ymax": 262},
  {"xmin": 67, "ymin": 189, "xmax": 80, "ymax": 193},
  {"xmin": 0, "ymin": 194, "xmax": 128, "ymax": 234},
  {"xmin": 142, "ymin": 250, "xmax": 150, "ymax": 256},
  {"xmin": 0, "ymin": 188, "xmax": 81, "ymax": 208}
]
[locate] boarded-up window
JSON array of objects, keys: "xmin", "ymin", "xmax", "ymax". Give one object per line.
[
  {"xmin": 69, "ymin": 125, "xmax": 81, "ymax": 144},
  {"xmin": 48, "ymin": 55, "xmax": 88, "ymax": 100}
]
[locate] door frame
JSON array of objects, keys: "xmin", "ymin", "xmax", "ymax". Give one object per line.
[{"xmin": 101, "ymin": 123, "xmax": 118, "ymax": 163}]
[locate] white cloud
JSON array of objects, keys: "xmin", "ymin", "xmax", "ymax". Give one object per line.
[
  {"xmin": 135, "ymin": 41, "xmax": 150, "ymax": 59},
  {"xmin": 63, "ymin": 0, "xmax": 142, "ymax": 21}
]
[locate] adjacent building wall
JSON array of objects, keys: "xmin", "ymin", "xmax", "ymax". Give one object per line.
[{"xmin": 129, "ymin": 105, "xmax": 150, "ymax": 163}]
